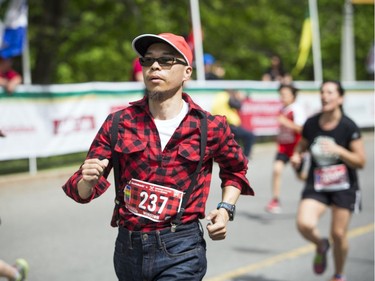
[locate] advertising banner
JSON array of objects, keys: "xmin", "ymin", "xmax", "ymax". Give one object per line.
[{"xmin": 0, "ymin": 81, "xmax": 373, "ymax": 161}]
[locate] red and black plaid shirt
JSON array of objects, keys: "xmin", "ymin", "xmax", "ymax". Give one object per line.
[{"xmin": 62, "ymin": 93, "xmax": 254, "ymax": 231}]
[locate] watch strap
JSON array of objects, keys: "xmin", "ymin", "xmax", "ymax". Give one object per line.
[{"xmin": 217, "ymin": 202, "xmax": 235, "ymax": 221}]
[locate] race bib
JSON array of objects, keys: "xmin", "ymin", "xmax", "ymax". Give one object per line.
[
  {"xmin": 314, "ymin": 164, "xmax": 350, "ymax": 192},
  {"xmin": 124, "ymin": 178, "xmax": 184, "ymax": 222}
]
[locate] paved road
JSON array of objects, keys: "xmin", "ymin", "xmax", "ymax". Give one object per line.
[{"xmin": 0, "ymin": 133, "xmax": 373, "ymax": 281}]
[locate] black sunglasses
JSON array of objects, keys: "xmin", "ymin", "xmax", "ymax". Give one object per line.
[{"xmin": 139, "ymin": 57, "xmax": 188, "ymax": 67}]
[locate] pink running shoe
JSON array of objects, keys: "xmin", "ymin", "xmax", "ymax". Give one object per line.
[{"xmin": 265, "ymin": 199, "xmax": 281, "ymax": 214}]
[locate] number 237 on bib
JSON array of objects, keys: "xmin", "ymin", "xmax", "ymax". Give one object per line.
[{"xmin": 124, "ymin": 178, "xmax": 184, "ymax": 222}]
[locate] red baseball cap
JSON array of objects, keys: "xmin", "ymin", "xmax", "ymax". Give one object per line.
[{"xmin": 132, "ymin": 33, "xmax": 193, "ymax": 66}]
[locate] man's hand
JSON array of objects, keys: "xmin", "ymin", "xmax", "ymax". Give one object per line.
[
  {"xmin": 205, "ymin": 208, "xmax": 230, "ymax": 240},
  {"xmin": 78, "ymin": 158, "xmax": 109, "ymax": 199},
  {"xmin": 81, "ymin": 158, "xmax": 109, "ymax": 183}
]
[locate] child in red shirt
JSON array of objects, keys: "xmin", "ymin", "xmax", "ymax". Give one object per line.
[{"xmin": 266, "ymin": 84, "xmax": 307, "ymax": 213}]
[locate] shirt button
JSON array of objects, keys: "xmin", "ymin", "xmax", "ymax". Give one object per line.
[{"xmin": 142, "ymin": 234, "xmax": 148, "ymax": 240}]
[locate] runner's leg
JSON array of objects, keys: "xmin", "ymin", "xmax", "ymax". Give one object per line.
[
  {"xmin": 272, "ymin": 159, "xmax": 285, "ymax": 200},
  {"xmin": 296, "ymin": 198, "xmax": 327, "ymax": 245},
  {"xmin": 330, "ymin": 205, "xmax": 352, "ymax": 276}
]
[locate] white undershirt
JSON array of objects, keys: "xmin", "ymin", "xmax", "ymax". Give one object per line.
[{"xmin": 154, "ymin": 101, "xmax": 189, "ymax": 151}]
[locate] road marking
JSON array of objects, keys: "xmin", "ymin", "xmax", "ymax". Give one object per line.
[{"xmin": 205, "ymin": 223, "xmax": 374, "ymax": 281}]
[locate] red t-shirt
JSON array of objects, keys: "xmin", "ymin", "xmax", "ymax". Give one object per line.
[
  {"xmin": 277, "ymin": 103, "xmax": 306, "ymax": 157},
  {"xmin": 0, "ymin": 69, "xmax": 19, "ymax": 80}
]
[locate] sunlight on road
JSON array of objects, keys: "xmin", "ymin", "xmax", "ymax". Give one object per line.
[{"xmin": 205, "ymin": 223, "xmax": 374, "ymax": 281}]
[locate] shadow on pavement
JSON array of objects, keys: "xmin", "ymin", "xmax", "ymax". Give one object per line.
[
  {"xmin": 232, "ymin": 275, "xmax": 288, "ymax": 281},
  {"xmin": 237, "ymin": 211, "xmax": 296, "ymax": 224},
  {"xmin": 232, "ymin": 246, "xmax": 272, "ymax": 255}
]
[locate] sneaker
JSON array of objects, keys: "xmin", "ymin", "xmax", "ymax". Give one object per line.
[
  {"xmin": 14, "ymin": 259, "xmax": 29, "ymax": 281},
  {"xmin": 330, "ymin": 274, "xmax": 346, "ymax": 281},
  {"xmin": 265, "ymin": 199, "xmax": 281, "ymax": 214},
  {"xmin": 313, "ymin": 238, "xmax": 330, "ymax": 274}
]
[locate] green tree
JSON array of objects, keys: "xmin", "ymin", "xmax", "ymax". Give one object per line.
[{"xmin": 25, "ymin": 0, "xmax": 373, "ymax": 84}]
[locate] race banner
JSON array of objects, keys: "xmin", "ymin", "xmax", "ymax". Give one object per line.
[{"xmin": 0, "ymin": 81, "xmax": 373, "ymax": 161}]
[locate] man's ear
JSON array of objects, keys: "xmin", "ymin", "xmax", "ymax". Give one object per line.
[{"xmin": 183, "ymin": 66, "xmax": 193, "ymax": 82}]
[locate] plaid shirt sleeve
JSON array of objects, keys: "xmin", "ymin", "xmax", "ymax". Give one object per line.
[{"xmin": 62, "ymin": 114, "xmax": 114, "ymax": 203}]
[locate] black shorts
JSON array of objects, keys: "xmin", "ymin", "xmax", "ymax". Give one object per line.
[
  {"xmin": 275, "ymin": 152, "xmax": 290, "ymax": 164},
  {"xmin": 275, "ymin": 152, "xmax": 306, "ymax": 174},
  {"xmin": 301, "ymin": 188, "xmax": 362, "ymax": 213}
]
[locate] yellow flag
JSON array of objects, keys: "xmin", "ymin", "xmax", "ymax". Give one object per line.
[
  {"xmin": 351, "ymin": 0, "xmax": 374, "ymax": 4},
  {"xmin": 292, "ymin": 13, "xmax": 312, "ymax": 76}
]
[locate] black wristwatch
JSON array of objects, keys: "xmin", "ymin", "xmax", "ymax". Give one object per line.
[{"xmin": 217, "ymin": 202, "xmax": 236, "ymax": 221}]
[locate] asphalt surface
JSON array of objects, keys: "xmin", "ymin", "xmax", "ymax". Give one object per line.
[{"xmin": 0, "ymin": 132, "xmax": 373, "ymax": 281}]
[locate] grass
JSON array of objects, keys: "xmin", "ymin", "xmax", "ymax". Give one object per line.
[{"xmin": 0, "ymin": 152, "xmax": 87, "ymax": 175}]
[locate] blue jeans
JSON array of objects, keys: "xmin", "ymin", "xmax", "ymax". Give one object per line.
[{"xmin": 113, "ymin": 221, "xmax": 207, "ymax": 281}]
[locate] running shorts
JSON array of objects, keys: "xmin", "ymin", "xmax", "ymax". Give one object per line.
[{"xmin": 301, "ymin": 188, "xmax": 362, "ymax": 213}]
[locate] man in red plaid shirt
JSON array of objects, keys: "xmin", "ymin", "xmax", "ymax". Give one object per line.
[{"xmin": 62, "ymin": 32, "xmax": 254, "ymax": 281}]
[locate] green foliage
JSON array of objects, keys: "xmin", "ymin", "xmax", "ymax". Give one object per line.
[
  {"xmin": 0, "ymin": 152, "xmax": 87, "ymax": 175},
  {"xmin": 26, "ymin": 0, "xmax": 374, "ymax": 83}
]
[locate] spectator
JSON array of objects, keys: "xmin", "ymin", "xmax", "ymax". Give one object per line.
[
  {"xmin": 262, "ymin": 54, "xmax": 292, "ymax": 84},
  {"xmin": 0, "ymin": 57, "xmax": 21, "ymax": 136},
  {"xmin": 265, "ymin": 84, "xmax": 307, "ymax": 214},
  {"xmin": 211, "ymin": 89, "xmax": 256, "ymax": 158},
  {"xmin": 204, "ymin": 53, "xmax": 220, "ymax": 80},
  {"xmin": 212, "ymin": 60, "xmax": 226, "ymax": 79},
  {"xmin": 202, "ymin": 53, "xmax": 226, "ymax": 80},
  {"xmin": 130, "ymin": 57, "xmax": 143, "ymax": 82},
  {"xmin": 0, "ymin": 57, "xmax": 22, "ymax": 94}
]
